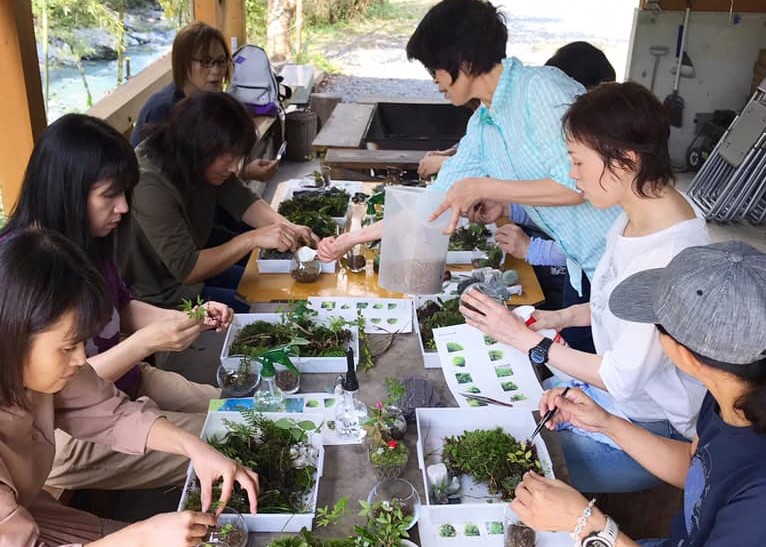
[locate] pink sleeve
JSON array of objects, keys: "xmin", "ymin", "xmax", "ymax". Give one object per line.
[{"xmin": 53, "ymin": 364, "xmax": 162, "ymax": 455}]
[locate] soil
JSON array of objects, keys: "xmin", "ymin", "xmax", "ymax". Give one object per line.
[
  {"xmin": 221, "ymin": 370, "xmax": 258, "ymax": 389},
  {"xmin": 505, "ymin": 522, "xmax": 536, "ymax": 547},
  {"xmin": 276, "ymin": 370, "xmax": 300, "ymax": 392},
  {"xmin": 379, "ymin": 259, "xmax": 445, "ymax": 294}
]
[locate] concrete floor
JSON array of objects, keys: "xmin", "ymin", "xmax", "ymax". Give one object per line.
[{"xmin": 70, "ymin": 161, "xmax": 762, "ymax": 543}]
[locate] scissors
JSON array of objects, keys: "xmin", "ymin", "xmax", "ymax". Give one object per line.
[{"xmin": 459, "ymin": 393, "xmax": 515, "ymax": 408}]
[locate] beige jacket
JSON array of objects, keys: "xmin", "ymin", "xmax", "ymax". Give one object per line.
[{"xmin": 0, "ymin": 364, "xmax": 162, "ymax": 546}]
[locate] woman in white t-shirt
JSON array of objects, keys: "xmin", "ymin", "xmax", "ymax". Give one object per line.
[{"xmin": 460, "ymin": 81, "xmax": 710, "ymax": 493}]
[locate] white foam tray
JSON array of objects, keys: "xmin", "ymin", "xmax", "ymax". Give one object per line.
[
  {"xmin": 177, "ymin": 411, "xmax": 324, "ymax": 533},
  {"xmin": 220, "ymin": 313, "xmax": 359, "ymax": 373},
  {"xmin": 256, "ymin": 249, "xmax": 337, "ymax": 274}
]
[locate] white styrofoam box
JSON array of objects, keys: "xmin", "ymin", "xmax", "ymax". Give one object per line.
[
  {"xmin": 446, "ymin": 222, "xmax": 497, "ymax": 265},
  {"xmin": 418, "ymin": 503, "xmax": 571, "ymax": 547},
  {"xmin": 178, "ymin": 411, "xmax": 324, "ymax": 533},
  {"xmin": 256, "ymin": 249, "xmax": 336, "ymax": 274},
  {"xmin": 413, "ymin": 294, "xmax": 462, "ymax": 369},
  {"xmin": 415, "ymin": 407, "xmax": 555, "ymax": 506},
  {"xmin": 220, "ymin": 313, "xmax": 359, "ymax": 373},
  {"xmin": 282, "ymin": 179, "xmax": 365, "ymax": 227},
  {"xmin": 308, "ymin": 296, "xmax": 414, "ymax": 334}
]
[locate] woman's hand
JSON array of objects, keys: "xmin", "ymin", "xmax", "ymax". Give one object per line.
[
  {"xmin": 143, "ymin": 312, "xmax": 204, "ymax": 353},
  {"xmin": 317, "ymin": 234, "xmax": 352, "ymax": 262},
  {"xmin": 511, "ymin": 471, "xmax": 597, "ymax": 533},
  {"xmin": 242, "ymin": 158, "xmax": 279, "ymax": 182},
  {"xmin": 527, "ymin": 309, "xmax": 570, "ymax": 332},
  {"xmin": 429, "ymin": 177, "xmax": 493, "ymax": 234},
  {"xmin": 201, "ymin": 301, "xmax": 233, "ymax": 332},
  {"xmin": 540, "ymin": 387, "xmax": 614, "ymax": 433},
  {"xmin": 466, "ymin": 200, "xmax": 505, "ymax": 225},
  {"xmin": 187, "ymin": 440, "xmax": 260, "ymax": 514},
  {"xmin": 459, "ymin": 289, "xmax": 542, "ymax": 351},
  {"xmin": 418, "ymin": 154, "xmax": 448, "ymax": 179},
  {"xmin": 122, "ymin": 511, "xmax": 217, "ymax": 547},
  {"xmin": 495, "ymin": 223, "xmax": 531, "ymax": 260},
  {"xmin": 251, "ymin": 222, "xmax": 298, "ymax": 252},
  {"xmin": 290, "ymin": 223, "xmax": 320, "ymax": 249}
]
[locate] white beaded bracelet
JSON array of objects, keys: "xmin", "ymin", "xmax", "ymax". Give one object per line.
[{"xmin": 571, "ymin": 498, "xmax": 597, "ymax": 546}]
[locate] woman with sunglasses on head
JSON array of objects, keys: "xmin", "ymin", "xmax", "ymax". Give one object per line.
[
  {"xmin": 2, "ymin": 113, "xmax": 232, "ymax": 493},
  {"xmin": 461, "ymin": 82, "xmax": 711, "ymax": 493},
  {"xmin": 0, "ymin": 229, "xmax": 259, "ymax": 546},
  {"xmin": 131, "ymin": 21, "xmax": 278, "ymax": 183},
  {"xmin": 119, "ymin": 92, "xmax": 316, "ymax": 312}
]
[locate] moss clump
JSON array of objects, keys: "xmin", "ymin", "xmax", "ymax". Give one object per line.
[{"xmin": 441, "ymin": 427, "xmax": 542, "ymax": 500}]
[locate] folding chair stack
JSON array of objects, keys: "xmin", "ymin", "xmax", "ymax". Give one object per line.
[{"xmin": 687, "ymin": 79, "xmax": 766, "ymax": 224}]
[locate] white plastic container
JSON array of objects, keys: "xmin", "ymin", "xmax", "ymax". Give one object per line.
[
  {"xmin": 220, "ymin": 313, "xmax": 359, "ymax": 373},
  {"xmin": 177, "ymin": 411, "xmax": 324, "ymax": 533},
  {"xmin": 378, "ymin": 187, "xmax": 450, "ymax": 294}
]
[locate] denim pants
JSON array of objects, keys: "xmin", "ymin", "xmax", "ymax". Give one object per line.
[
  {"xmin": 559, "ymin": 418, "xmax": 689, "ymax": 493},
  {"xmin": 637, "ymin": 540, "xmax": 666, "ymax": 546},
  {"xmin": 201, "ymin": 263, "xmax": 250, "ymax": 313}
]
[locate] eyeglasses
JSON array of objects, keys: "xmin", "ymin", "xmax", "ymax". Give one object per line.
[{"xmin": 192, "ymin": 57, "xmax": 231, "ymax": 69}]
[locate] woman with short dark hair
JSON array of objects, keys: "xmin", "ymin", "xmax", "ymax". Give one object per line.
[
  {"xmin": 461, "ymin": 82, "xmax": 711, "ymax": 493},
  {"xmin": 119, "ymin": 92, "xmax": 315, "ymax": 311},
  {"xmin": 0, "ymin": 229, "xmax": 258, "ymax": 545}
]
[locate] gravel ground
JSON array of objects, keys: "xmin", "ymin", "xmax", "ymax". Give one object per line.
[{"xmin": 315, "ymin": 74, "xmax": 442, "ymax": 103}]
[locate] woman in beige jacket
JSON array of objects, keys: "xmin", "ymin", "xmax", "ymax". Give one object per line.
[{"xmin": 0, "ymin": 229, "xmax": 259, "ymax": 546}]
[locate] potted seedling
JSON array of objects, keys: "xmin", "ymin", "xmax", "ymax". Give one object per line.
[{"xmin": 204, "ymin": 506, "xmax": 248, "ymax": 547}]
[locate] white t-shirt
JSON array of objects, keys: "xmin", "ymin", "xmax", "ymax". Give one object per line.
[{"xmin": 590, "ymin": 212, "xmax": 710, "ymax": 438}]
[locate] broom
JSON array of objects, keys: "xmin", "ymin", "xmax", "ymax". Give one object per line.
[{"xmin": 664, "ymin": 2, "xmax": 691, "ymax": 127}]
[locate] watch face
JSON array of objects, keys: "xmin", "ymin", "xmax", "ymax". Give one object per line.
[
  {"xmin": 529, "ymin": 347, "xmax": 546, "ymax": 365},
  {"xmin": 582, "ymin": 538, "xmax": 610, "ymax": 547}
]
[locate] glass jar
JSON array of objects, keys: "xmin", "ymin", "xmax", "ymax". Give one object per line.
[{"xmin": 291, "ymin": 258, "xmax": 322, "ymax": 283}]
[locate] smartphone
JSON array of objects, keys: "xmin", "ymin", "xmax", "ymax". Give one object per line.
[{"xmin": 275, "ymin": 141, "xmax": 288, "ymax": 162}]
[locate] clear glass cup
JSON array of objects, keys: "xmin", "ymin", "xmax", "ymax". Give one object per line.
[
  {"xmin": 366, "ymin": 478, "xmax": 421, "ymax": 530},
  {"xmin": 205, "ymin": 507, "xmax": 247, "ymax": 547}
]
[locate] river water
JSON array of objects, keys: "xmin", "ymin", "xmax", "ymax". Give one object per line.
[{"xmin": 44, "ymin": 41, "xmax": 173, "ymax": 122}]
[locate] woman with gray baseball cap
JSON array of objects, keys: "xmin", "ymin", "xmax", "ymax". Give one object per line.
[{"xmin": 507, "ymin": 241, "xmax": 766, "ymax": 547}]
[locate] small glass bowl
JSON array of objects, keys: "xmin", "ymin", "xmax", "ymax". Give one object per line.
[
  {"xmin": 366, "ymin": 478, "xmax": 421, "ymax": 530},
  {"xmin": 216, "ymin": 362, "xmax": 260, "ymax": 398},
  {"xmin": 291, "ymin": 258, "xmax": 322, "ymax": 283},
  {"xmin": 204, "ymin": 507, "xmax": 248, "ymax": 547}
]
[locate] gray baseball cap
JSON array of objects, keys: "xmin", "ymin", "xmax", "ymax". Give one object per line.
[{"xmin": 609, "ymin": 241, "xmax": 766, "ymax": 365}]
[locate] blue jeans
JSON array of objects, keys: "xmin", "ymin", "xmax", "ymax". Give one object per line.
[
  {"xmin": 559, "ymin": 418, "xmax": 689, "ymax": 493},
  {"xmin": 201, "ymin": 264, "xmax": 250, "ymax": 313},
  {"xmin": 637, "ymin": 540, "xmax": 666, "ymax": 546}
]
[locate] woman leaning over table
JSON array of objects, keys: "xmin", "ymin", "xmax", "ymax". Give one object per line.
[
  {"xmin": 130, "ymin": 21, "xmax": 278, "ymax": 183},
  {"xmin": 0, "ymin": 229, "xmax": 259, "ymax": 546},
  {"xmin": 461, "ymin": 82, "xmax": 710, "ymax": 493},
  {"xmin": 117, "ymin": 92, "xmax": 316, "ymax": 312},
  {"xmin": 2, "ymin": 113, "xmax": 228, "ymax": 492},
  {"xmin": 512, "ymin": 242, "xmax": 766, "ymax": 546}
]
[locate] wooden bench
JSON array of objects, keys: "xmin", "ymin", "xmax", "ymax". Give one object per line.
[
  {"xmin": 323, "ymin": 148, "xmax": 426, "ymax": 171},
  {"xmin": 311, "ymin": 103, "xmax": 375, "ymax": 153}
]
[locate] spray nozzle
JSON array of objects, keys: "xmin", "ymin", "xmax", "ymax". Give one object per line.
[
  {"xmin": 251, "ymin": 346, "xmax": 299, "ymax": 378},
  {"xmin": 342, "ymin": 348, "xmax": 358, "ymax": 392}
]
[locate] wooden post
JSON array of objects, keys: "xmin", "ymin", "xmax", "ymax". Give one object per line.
[
  {"xmin": 193, "ymin": 0, "xmax": 245, "ymax": 52},
  {"xmin": 0, "ymin": 1, "xmax": 46, "ymax": 215}
]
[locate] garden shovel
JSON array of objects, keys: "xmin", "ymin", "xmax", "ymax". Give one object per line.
[{"xmin": 664, "ymin": 2, "xmax": 692, "ymax": 127}]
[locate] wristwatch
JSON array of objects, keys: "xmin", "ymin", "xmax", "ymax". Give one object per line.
[
  {"xmin": 528, "ymin": 337, "xmax": 553, "ymax": 367},
  {"xmin": 582, "ymin": 515, "xmax": 619, "ymax": 547}
]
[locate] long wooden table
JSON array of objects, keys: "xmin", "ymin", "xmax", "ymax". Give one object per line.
[{"xmin": 237, "ymin": 181, "xmax": 545, "ymax": 305}]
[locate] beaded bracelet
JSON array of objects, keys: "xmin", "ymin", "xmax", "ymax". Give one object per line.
[{"xmin": 571, "ymin": 498, "xmax": 597, "ymax": 546}]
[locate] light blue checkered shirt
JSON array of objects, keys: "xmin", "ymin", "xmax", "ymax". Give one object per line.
[{"xmin": 432, "ymin": 57, "xmax": 621, "ymax": 293}]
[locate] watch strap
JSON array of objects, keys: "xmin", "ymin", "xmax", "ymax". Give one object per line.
[{"xmin": 582, "ymin": 515, "xmax": 619, "ymax": 547}]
